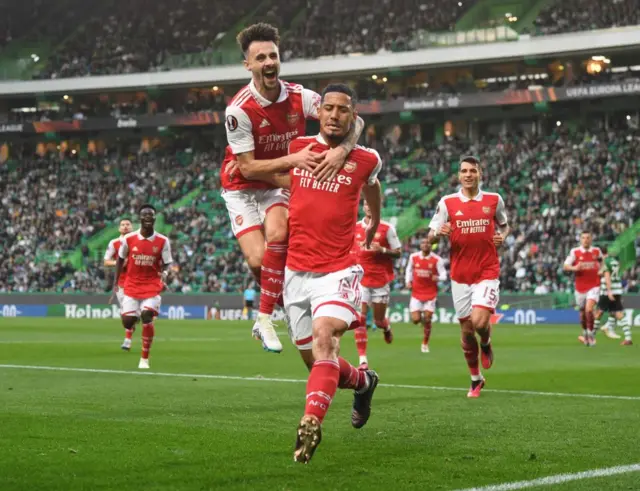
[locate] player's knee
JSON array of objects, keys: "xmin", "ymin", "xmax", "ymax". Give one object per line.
[
  {"xmin": 140, "ymin": 311, "xmax": 154, "ymax": 324},
  {"xmin": 411, "ymin": 314, "xmax": 421, "ymax": 324},
  {"xmin": 265, "ymin": 225, "xmax": 288, "ymax": 243},
  {"xmin": 122, "ymin": 316, "xmax": 137, "ymax": 329}
]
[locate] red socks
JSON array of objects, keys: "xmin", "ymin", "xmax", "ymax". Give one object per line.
[
  {"xmin": 354, "ymin": 326, "xmax": 368, "ymax": 357},
  {"xmin": 337, "ymin": 357, "xmax": 367, "ymax": 391},
  {"xmin": 423, "ymin": 320, "xmax": 432, "ymax": 345},
  {"xmin": 259, "ymin": 241, "xmax": 287, "ymax": 315},
  {"xmin": 125, "ymin": 328, "xmax": 134, "ymax": 340},
  {"xmin": 585, "ymin": 311, "xmax": 595, "ymax": 332},
  {"xmin": 461, "ymin": 332, "xmax": 480, "ymax": 377},
  {"xmin": 304, "ymin": 360, "xmax": 340, "ymax": 423},
  {"xmin": 141, "ymin": 323, "xmax": 155, "ymax": 360}
]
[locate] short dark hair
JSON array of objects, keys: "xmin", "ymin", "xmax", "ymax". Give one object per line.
[
  {"xmin": 581, "ymin": 230, "xmax": 592, "ymax": 236},
  {"xmin": 460, "ymin": 156, "xmax": 481, "ymax": 171},
  {"xmin": 321, "ymin": 83, "xmax": 357, "ymax": 105},
  {"xmin": 139, "ymin": 204, "xmax": 156, "ymax": 214},
  {"xmin": 237, "ymin": 23, "xmax": 280, "ymax": 55},
  {"xmin": 120, "ymin": 217, "xmax": 132, "ymax": 223}
]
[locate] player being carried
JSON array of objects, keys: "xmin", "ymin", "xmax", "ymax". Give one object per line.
[
  {"xmin": 113, "ymin": 205, "xmax": 173, "ymax": 369},
  {"xmin": 563, "ymin": 231, "xmax": 602, "ymax": 347},
  {"xmin": 222, "ymin": 23, "xmax": 364, "ymax": 354},
  {"xmin": 428, "ymin": 156, "xmax": 509, "ymax": 398},
  {"xmin": 405, "ymin": 238, "xmax": 447, "ymax": 353},
  {"xmin": 352, "ymin": 200, "xmax": 402, "ymax": 368},
  {"xmin": 261, "ymin": 84, "xmax": 381, "ymax": 463},
  {"xmin": 595, "ymin": 246, "xmax": 632, "ymax": 345},
  {"xmin": 105, "ymin": 218, "xmax": 134, "ymax": 350}
]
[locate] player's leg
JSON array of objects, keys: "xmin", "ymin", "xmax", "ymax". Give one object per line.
[
  {"xmin": 121, "ymin": 295, "xmax": 142, "ymax": 365},
  {"xmin": 614, "ymin": 298, "xmax": 632, "ymax": 345},
  {"xmin": 409, "ymin": 297, "xmax": 424, "ymax": 350},
  {"xmin": 575, "ymin": 292, "xmax": 588, "ymax": 344},
  {"xmin": 584, "ymin": 288, "xmax": 599, "ymax": 346},
  {"xmin": 422, "ymin": 310, "xmax": 435, "ymax": 353},
  {"xmin": 355, "ymin": 295, "xmax": 369, "ymax": 368},
  {"xmin": 372, "ymin": 284, "xmax": 392, "ymax": 344},
  {"xmin": 453, "ymin": 281, "xmax": 483, "ymax": 397},
  {"xmin": 138, "ymin": 296, "xmax": 161, "ymax": 369},
  {"xmin": 117, "ymin": 289, "xmax": 134, "ymax": 351},
  {"xmin": 470, "ymin": 279, "xmax": 500, "ymax": 372}
]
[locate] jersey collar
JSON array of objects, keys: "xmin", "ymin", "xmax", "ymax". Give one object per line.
[
  {"xmin": 457, "ymin": 189, "xmax": 484, "ymax": 202},
  {"xmin": 136, "ymin": 229, "xmax": 156, "ymax": 241},
  {"xmin": 249, "ymin": 79, "xmax": 288, "ymax": 107}
]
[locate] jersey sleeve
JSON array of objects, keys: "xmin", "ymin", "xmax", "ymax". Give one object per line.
[
  {"xmin": 429, "ymin": 198, "xmax": 449, "ymax": 231},
  {"xmin": 436, "ymin": 255, "xmax": 448, "ymax": 282},
  {"xmin": 225, "ymin": 105, "xmax": 254, "ymax": 154},
  {"xmin": 118, "ymin": 238, "xmax": 129, "ymax": 259},
  {"xmin": 564, "ymin": 248, "xmax": 577, "ymax": 266},
  {"xmin": 104, "ymin": 240, "xmax": 116, "ymax": 261},
  {"xmin": 302, "ymin": 88, "xmax": 321, "ymax": 120},
  {"xmin": 367, "ymin": 149, "xmax": 383, "ymax": 185},
  {"xmin": 495, "ymin": 194, "xmax": 508, "ymax": 226},
  {"xmin": 386, "ymin": 224, "xmax": 402, "ymax": 249},
  {"xmin": 405, "ymin": 255, "xmax": 414, "ymax": 285},
  {"xmin": 162, "ymin": 239, "xmax": 173, "ymax": 265}
]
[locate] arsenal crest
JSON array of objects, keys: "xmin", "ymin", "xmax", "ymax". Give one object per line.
[
  {"xmin": 235, "ymin": 215, "xmax": 244, "ymax": 226},
  {"xmin": 287, "ymin": 113, "xmax": 300, "ymax": 126},
  {"xmin": 344, "ymin": 161, "xmax": 357, "ymax": 173},
  {"xmin": 482, "ymin": 206, "xmax": 491, "ymax": 214},
  {"xmin": 152, "ymin": 246, "xmax": 159, "ymax": 253}
]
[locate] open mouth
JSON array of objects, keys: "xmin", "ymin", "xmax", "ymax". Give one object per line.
[{"xmin": 263, "ymin": 69, "xmax": 277, "ymax": 82}]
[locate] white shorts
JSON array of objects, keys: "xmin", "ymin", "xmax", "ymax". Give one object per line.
[
  {"xmin": 121, "ymin": 295, "xmax": 162, "ymax": 318},
  {"xmin": 361, "ymin": 284, "xmax": 391, "ymax": 305},
  {"xmin": 284, "ymin": 265, "xmax": 363, "ymax": 350},
  {"xmin": 451, "ymin": 279, "xmax": 500, "ymax": 320},
  {"xmin": 575, "ymin": 287, "xmax": 600, "ymax": 309},
  {"xmin": 222, "ymin": 188, "xmax": 289, "ymax": 237},
  {"xmin": 410, "ymin": 297, "xmax": 437, "ymax": 313}
]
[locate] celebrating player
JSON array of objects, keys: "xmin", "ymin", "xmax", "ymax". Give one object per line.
[
  {"xmin": 405, "ymin": 238, "xmax": 447, "ymax": 353},
  {"xmin": 595, "ymin": 247, "xmax": 632, "ymax": 345},
  {"xmin": 428, "ymin": 156, "xmax": 509, "ymax": 398},
  {"xmin": 222, "ymin": 23, "xmax": 364, "ymax": 354},
  {"xmin": 105, "ymin": 218, "xmax": 134, "ymax": 350},
  {"xmin": 261, "ymin": 84, "xmax": 381, "ymax": 463},
  {"xmin": 113, "ymin": 205, "xmax": 173, "ymax": 369},
  {"xmin": 563, "ymin": 231, "xmax": 602, "ymax": 347},
  {"xmin": 352, "ymin": 201, "xmax": 401, "ymax": 368}
]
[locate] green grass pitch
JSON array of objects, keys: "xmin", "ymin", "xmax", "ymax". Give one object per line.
[{"xmin": 0, "ymin": 318, "xmax": 638, "ymax": 491}]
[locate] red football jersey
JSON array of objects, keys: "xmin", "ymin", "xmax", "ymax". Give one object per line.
[
  {"xmin": 118, "ymin": 230, "xmax": 173, "ymax": 298},
  {"xmin": 429, "ymin": 190, "xmax": 508, "ymax": 285},
  {"xmin": 405, "ymin": 252, "xmax": 447, "ymax": 301},
  {"xmin": 564, "ymin": 246, "xmax": 602, "ymax": 293},
  {"xmin": 354, "ymin": 220, "xmax": 401, "ymax": 288},
  {"xmin": 287, "ymin": 135, "xmax": 382, "ymax": 273},
  {"xmin": 222, "ymin": 80, "xmax": 320, "ymax": 191},
  {"xmin": 104, "ymin": 236, "xmax": 128, "ymax": 287}
]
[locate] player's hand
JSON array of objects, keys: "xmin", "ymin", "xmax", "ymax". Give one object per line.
[
  {"xmin": 226, "ymin": 159, "xmax": 240, "ymax": 180},
  {"xmin": 108, "ymin": 286, "xmax": 118, "ymax": 305},
  {"xmin": 368, "ymin": 242, "xmax": 384, "ymax": 253},
  {"xmin": 290, "ymin": 143, "xmax": 325, "ymax": 173},
  {"xmin": 608, "ymin": 292, "xmax": 615, "ymax": 301},
  {"xmin": 405, "ymin": 282, "xmax": 412, "ymax": 290},
  {"xmin": 313, "ymin": 145, "xmax": 347, "ymax": 183},
  {"xmin": 493, "ymin": 232, "xmax": 505, "ymax": 247},
  {"xmin": 438, "ymin": 222, "xmax": 452, "ymax": 238}
]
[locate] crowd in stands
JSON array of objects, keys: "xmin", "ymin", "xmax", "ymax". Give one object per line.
[
  {"xmin": 533, "ymin": 0, "xmax": 640, "ymax": 36},
  {"xmin": 1, "ymin": 122, "xmax": 638, "ymax": 296}
]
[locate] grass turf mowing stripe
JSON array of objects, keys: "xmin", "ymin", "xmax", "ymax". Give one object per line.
[
  {"xmin": 1, "ymin": 364, "xmax": 640, "ymax": 401},
  {"xmin": 456, "ymin": 463, "xmax": 640, "ymax": 491}
]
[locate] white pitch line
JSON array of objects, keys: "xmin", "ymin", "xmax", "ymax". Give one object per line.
[
  {"xmin": 1, "ymin": 364, "xmax": 639, "ymax": 401},
  {"xmin": 456, "ymin": 463, "xmax": 640, "ymax": 491}
]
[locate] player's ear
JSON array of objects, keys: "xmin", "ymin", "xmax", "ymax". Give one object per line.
[{"xmin": 243, "ymin": 55, "xmax": 250, "ymax": 71}]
